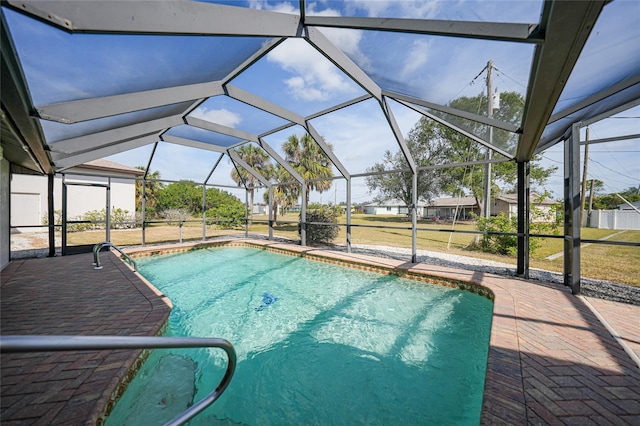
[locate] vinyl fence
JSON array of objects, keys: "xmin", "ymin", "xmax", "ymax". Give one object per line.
[{"xmin": 588, "ymin": 210, "xmax": 640, "ymax": 230}]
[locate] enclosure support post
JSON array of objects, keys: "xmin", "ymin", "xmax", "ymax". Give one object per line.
[
  {"xmin": 411, "ymin": 172, "xmax": 417, "ymax": 263},
  {"xmin": 106, "ymin": 177, "xmax": 111, "ymax": 242},
  {"xmin": 141, "ymin": 179, "xmax": 146, "ymax": 246},
  {"xmin": 202, "ymin": 184, "xmax": 207, "ymax": 241},
  {"xmin": 517, "ymin": 161, "xmax": 530, "ymax": 278},
  {"xmin": 301, "ymin": 182, "xmax": 306, "ymax": 246},
  {"xmin": 47, "ymin": 174, "xmax": 55, "ymax": 257},
  {"xmin": 61, "ymin": 175, "xmax": 67, "ymax": 256},
  {"xmin": 564, "ymin": 126, "xmax": 581, "ymax": 294},
  {"xmin": 245, "ymin": 189, "xmax": 249, "ymax": 238},
  {"xmin": 346, "ymin": 177, "xmax": 352, "ymax": 253},
  {"xmin": 268, "ymin": 186, "xmax": 273, "ymax": 240}
]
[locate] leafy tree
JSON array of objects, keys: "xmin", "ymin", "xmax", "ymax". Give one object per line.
[
  {"xmin": 230, "ymin": 144, "xmax": 270, "ymax": 216},
  {"xmin": 205, "ymin": 187, "xmax": 246, "ymax": 229},
  {"xmin": 365, "ymin": 91, "xmax": 557, "ymax": 216},
  {"xmin": 156, "ymin": 181, "xmax": 202, "ymax": 215},
  {"xmin": 365, "ymin": 118, "xmax": 453, "ymax": 215},
  {"xmin": 135, "ymin": 167, "xmax": 164, "ymax": 218},
  {"xmin": 438, "ymin": 91, "xmax": 556, "ymax": 215},
  {"xmin": 283, "ymin": 133, "xmax": 333, "ymax": 209},
  {"xmin": 263, "ymin": 165, "xmax": 299, "ymax": 224},
  {"xmin": 592, "ymin": 186, "xmax": 640, "ymax": 210}
]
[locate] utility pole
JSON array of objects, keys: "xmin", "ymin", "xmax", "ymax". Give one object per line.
[
  {"xmin": 580, "ymin": 127, "xmax": 590, "ymax": 226},
  {"xmin": 482, "ymin": 60, "xmax": 494, "ymax": 219}
]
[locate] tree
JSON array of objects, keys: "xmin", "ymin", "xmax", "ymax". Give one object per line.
[
  {"xmin": 438, "ymin": 91, "xmax": 556, "ymax": 215},
  {"xmin": 263, "ymin": 165, "xmax": 298, "ymax": 224},
  {"xmin": 135, "ymin": 167, "xmax": 164, "ymax": 218},
  {"xmin": 365, "ymin": 91, "xmax": 557, "ymax": 216},
  {"xmin": 592, "ymin": 186, "xmax": 640, "ymax": 210},
  {"xmin": 205, "ymin": 187, "xmax": 246, "ymax": 229},
  {"xmin": 365, "ymin": 118, "xmax": 453, "ymax": 214},
  {"xmin": 156, "ymin": 181, "xmax": 202, "ymax": 215},
  {"xmin": 282, "ymin": 133, "xmax": 333, "ymax": 209},
  {"xmin": 230, "ymin": 144, "xmax": 270, "ymax": 216}
]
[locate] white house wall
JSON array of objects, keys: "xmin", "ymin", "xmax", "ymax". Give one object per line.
[
  {"xmin": 1, "ymin": 147, "xmax": 10, "ymax": 269},
  {"xmin": 10, "ymin": 173, "xmax": 137, "ymax": 231}
]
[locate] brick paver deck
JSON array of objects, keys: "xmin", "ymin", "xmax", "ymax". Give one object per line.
[
  {"xmin": 2, "ymin": 239, "xmax": 639, "ymax": 425},
  {"xmin": 1, "ymin": 251, "xmax": 171, "ymax": 425}
]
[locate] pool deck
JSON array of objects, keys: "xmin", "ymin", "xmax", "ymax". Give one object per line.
[{"xmin": 1, "ymin": 239, "xmax": 639, "ymax": 425}]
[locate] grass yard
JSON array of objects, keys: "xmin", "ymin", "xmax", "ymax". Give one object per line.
[{"xmin": 57, "ymin": 213, "xmax": 639, "ymax": 287}]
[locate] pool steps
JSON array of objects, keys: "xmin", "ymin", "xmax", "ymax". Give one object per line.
[{"xmin": 0, "ymin": 335, "xmax": 237, "ymax": 426}]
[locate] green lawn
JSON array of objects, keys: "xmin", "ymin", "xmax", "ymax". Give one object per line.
[{"xmin": 64, "ymin": 213, "xmax": 640, "ymax": 287}]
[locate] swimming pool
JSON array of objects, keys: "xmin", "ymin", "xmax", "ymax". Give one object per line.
[{"xmin": 107, "ymin": 246, "xmax": 493, "ymax": 425}]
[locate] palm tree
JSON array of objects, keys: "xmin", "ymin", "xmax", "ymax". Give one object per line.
[
  {"xmin": 135, "ymin": 167, "xmax": 164, "ymax": 218},
  {"xmin": 230, "ymin": 144, "xmax": 270, "ymax": 216},
  {"xmin": 282, "ymin": 133, "xmax": 333, "ymax": 209},
  {"xmin": 264, "ymin": 165, "xmax": 298, "ymax": 224}
]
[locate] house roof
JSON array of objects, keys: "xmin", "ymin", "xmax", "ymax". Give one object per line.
[
  {"xmin": 495, "ymin": 193, "xmax": 554, "ymax": 205},
  {"xmin": 74, "ymin": 159, "xmax": 144, "ymax": 176},
  {"xmin": 427, "ymin": 196, "xmax": 478, "ymax": 208}
]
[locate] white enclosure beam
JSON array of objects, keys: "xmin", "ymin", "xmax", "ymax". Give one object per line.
[
  {"xmin": 228, "ymin": 150, "xmax": 271, "ymax": 187},
  {"xmin": 398, "ymin": 99, "xmax": 515, "ymax": 159},
  {"xmin": 49, "ymin": 115, "xmax": 183, "ymax": 154},
  {"xmin": 384, "ymin": 90, "xmax": 519, "ymax": 133},
  {"xmin": 8, "ymin": 1, "xmax": 300, "ymax": 36},
  {"xmin": 381, "ymin": 97, "xmax": 416, "ymax": 174},
  {"xmin": 258, "ymin": 138, "xmax": 305, "ymax": 184},
  {"xmin": 305, "ymin": 27, "xmax": 382, "ymax": 100},
  {"xmin": 306, "ymin": 16, "xmax": 542, "ymax": 44},
  {"xmin": 51, "ymin": 134, "xmax": 159, "ymax": 169},
  {"xmin": 37, "ymin": 81, "xmax": 224, "ymax": 124},
  {"xmin": 306, "ymin": 122, "xmax": 350, "ymax": 179},
  {"xmin": 186, "ymin": 117, "xmax": 259, "ymax": 142},
  {"xmin": 161, "ymin": 135, "xmax": 227, "ymax": 153},
  {"xmin": 517, "ymin": 0, "xmax": 606, "ymax": 161},
  {"xmin": 225, "ymin": 85, "xmax": 305, "ymax": 126}
]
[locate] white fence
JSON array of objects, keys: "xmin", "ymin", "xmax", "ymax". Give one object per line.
[{"xmin": 588, "ymin": 210, "xmax": 640, "ymax": 230}]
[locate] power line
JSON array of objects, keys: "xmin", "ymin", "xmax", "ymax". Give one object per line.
[
  {"xmin": 589, "ymin": 157, "xmax": 640, "ymax": 182},
  {"xmin": 492, "ymin": 66, "xmax": 527, "ymax": 89}
]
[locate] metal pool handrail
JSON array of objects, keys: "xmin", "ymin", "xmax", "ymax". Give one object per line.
[
  {"xmin": 0, "ymin": 335, "xmax": 237, "ymax": 426},
  {"xmin": 93, "ymin": 241, "xmax": 137, "ymax": 271}
]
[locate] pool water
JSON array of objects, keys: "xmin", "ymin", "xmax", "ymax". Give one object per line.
[{"xmin": 107, "ymin": 246, "xmax": 493, "ymax": 425}]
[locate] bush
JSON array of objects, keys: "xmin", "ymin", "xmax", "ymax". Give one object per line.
[
  {"xmin": 472, "ymin": 213, "xmax": 519, "ymax": 255},
  {"xmin": 301, "ymin": 205, "xmax": 340, "ymax": 245},
  {"xmin": 206, "ymin": 202, "xmax": 246, "ymax": 229}
]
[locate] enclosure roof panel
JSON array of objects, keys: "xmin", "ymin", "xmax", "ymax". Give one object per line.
[{"xmin": 1, "ymin": 0, "xmax": 636, "ymax": 178}]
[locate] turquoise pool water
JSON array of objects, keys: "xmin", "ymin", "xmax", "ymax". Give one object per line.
[{"xmin": 107, "ymin": 246, "xmax": 493, "ymax": 425}]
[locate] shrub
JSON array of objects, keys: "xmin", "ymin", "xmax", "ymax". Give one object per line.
[
  {"xmin": 206, "ymin": 202, "xmax": 245, "ymax": 229},
  {"xmin": 301, "ymin": 205, "xmax": 340, "ymax": 245}
]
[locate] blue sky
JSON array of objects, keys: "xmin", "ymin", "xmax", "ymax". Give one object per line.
[{"xmin": 4, "ymin": 0, "xmax": 639, "ymax": 204}]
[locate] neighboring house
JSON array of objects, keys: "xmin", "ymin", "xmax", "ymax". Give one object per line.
[
  {"xmin": 491, "ymin": 193, "xmax": 555, "ymax": 221},
  {"xmin": 618, "ymin": 201, "xmax": 640, "ymax": 211},
  {"xmin": 10, "ymin": 159, "xmax": 143, "ymax": 232},
  {"xmin": 424, "ymin": 196, "xmax": 479, "ymax": 221},
  {"xmin": 363, "ymin": 200, "xmax": 427, "ymax": 216}
]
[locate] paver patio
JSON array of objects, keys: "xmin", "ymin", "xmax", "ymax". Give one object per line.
[{"xmin": 1, "ymin": 239, "xmax": 639, "ymax": 425}]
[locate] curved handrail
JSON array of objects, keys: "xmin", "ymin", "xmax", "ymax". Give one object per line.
[
  {"xmin": 93, "ymin": 241, "xmax": 137, "ymax": 271},
  {"xmin": 0, "ymin": 335, "xmax": 236, "ymax": 426}
]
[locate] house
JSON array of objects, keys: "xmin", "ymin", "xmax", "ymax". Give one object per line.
[
  {"xmin": 423, "ymin": 196, "xmax": 479, "ymax": 221},
  {"xmin": 491, "ymin": 193, "xmax": 555, "ymax": 221},
  {"xmin": 10, "ymin": 159, "xmax": 143, "ymax": 232},
  {"xmin": 363, "ymin": 200, "xmax": 427, "ymax": 216},
  {"xmin": 618, "ymin": 201, "xmax": 640, "ymax": 211}
]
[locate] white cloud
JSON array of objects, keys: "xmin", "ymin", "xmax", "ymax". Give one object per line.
[
  {"xmin": 267, "ymin": 38, "xmax": 357, "ymax": 101},
  {"xmin": 344, "ymin": 0, "xmax": 439, "ymax": 19},
  {"xmin": 247, "ymin": 0, "xmax": 298, "ymax": 14},
  {"xmin": 190, "ymin": 107, "xmax": 242, "ymax": 128},
  {"xmin": 400, "ymin": 39, "xmax": 432, "ymax": 78}
]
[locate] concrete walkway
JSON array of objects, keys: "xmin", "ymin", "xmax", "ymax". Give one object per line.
[{"xmin": 1, "ymin": 240, "xmax": 639, "ymax": 425}]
